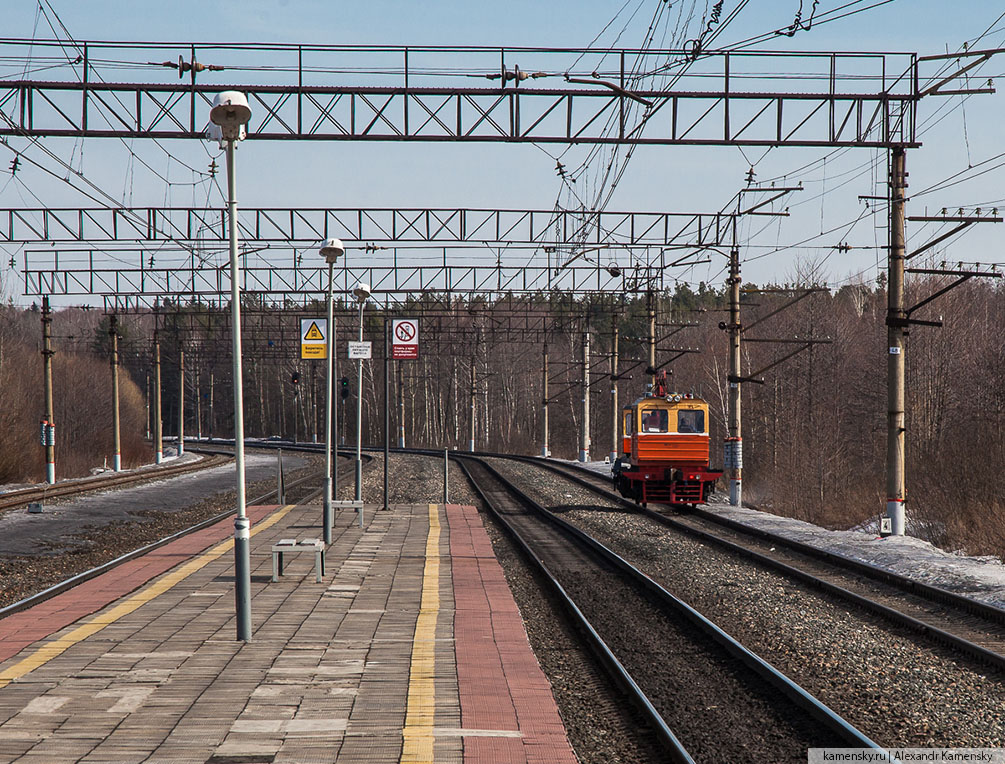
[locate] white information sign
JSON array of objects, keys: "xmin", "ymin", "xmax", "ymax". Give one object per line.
[{"xmin": 348, "ymin": 341, "xmax": 372, "ymax": 360}]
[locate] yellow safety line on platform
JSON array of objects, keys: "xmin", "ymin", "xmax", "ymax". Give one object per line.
[
  {"xmin": 0, "ymin": 505, "xmax": 297, "ymax": 689},
  {"xmin": 402, "ymin": 503, "xmax": 441, "ymax": 763}
]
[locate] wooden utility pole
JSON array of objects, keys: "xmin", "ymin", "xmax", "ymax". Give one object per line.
[
  {"xmin": 110, "ymin": 315, "xmax": 121, "ymax": 471},
  {"xmin": 886, "ymin": 146, "xmax": 908, "ymax": 535},
  {"xmin": 41, "ymin": 296, "xmax": 55, "ymax": 484},
  {"xmin": 541, "ymin": 342, "xmax": 549, "ymax": 457}
]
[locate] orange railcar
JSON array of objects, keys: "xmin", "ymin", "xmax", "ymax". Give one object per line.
[{"xmin": 612, "ymin": 390, "xmax": 722, "ymax": 507}]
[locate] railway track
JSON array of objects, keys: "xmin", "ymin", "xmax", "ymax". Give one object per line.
[
  {"xmin": 455, "ymin": 453, "xmax": 881, "ymax": 763},
  {"xmin": 0, "ymin": 448, "xmax": 331, "ymax": 619},
  {"xmin": 486, "ymin": 456, "xmax": 1005, "ymax": 673},
  {"xmin": 0, "ymin": 452, "xmax": 233, "ymax": 513}
]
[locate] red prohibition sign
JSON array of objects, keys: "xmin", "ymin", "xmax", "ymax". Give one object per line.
[{"xmin": 394, "ymin": 321, "xmax": 416, "ymax": 342}]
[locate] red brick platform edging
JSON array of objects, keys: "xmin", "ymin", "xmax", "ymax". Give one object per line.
[{"xmin": 447, "ymin": 504, "xmax": 578, "ymax": 764}]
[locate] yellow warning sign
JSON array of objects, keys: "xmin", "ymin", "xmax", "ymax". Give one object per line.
[
  {"xmin": 303, "ymin": 321, "xmax": 325, "ymax": 341},
  {"xmin": 301, "ymin": 344, "xmax": 326, "ymax": 359}
]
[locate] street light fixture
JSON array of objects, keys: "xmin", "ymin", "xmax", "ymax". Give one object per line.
[
  {"xmin": 319, "ymin": 238, "xmax": 344, "ymax": 544},
  {"xmin": 208, "ymin": 91, "xmax": 253, "ymax": 642},
  {"xmin": 352, "ymin": 282, "xmax": 371, "ymax": 511}
]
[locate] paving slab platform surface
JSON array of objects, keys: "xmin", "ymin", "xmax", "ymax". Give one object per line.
[{"xmin": 0, "ymin": 502, "xmax": 577, "ymax": 764}]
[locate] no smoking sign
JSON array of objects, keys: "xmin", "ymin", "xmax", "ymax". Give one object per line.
[{"xmin": 392, "ymin": 319, "xmax": 419, "ymax": 359}]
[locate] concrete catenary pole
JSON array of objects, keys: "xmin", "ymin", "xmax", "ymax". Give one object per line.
[
  {"xmin": 647, "ymin": 289, "xmax": 656, "ymax": 391},
  {"xmin": 383, "ymin": 307, "xmax": 389, "ymax": 512},
  {"xmin": 727, "ymin": 247, "xmax": 743, "ymax": 507},
  {"xmin": 886, "ymin": 146, "xmax": 908, "ymax": 535},
  {"xmin": 195, "ymin": 368, "xmax": 202, "ymax": 441},
  {"xmin": 153, "ymin": 330, "xmax": 163, "ymax": 465},
  {"xmin": 468, "ymin": 355, "xmax": 477, "ymax": 452},
  {"xmin": 110, "ymin": 315, "xmax": 121, "ymax": 471},
  {"xmin": 579, "ymin": 328, "xmax": 591, "ymax": 463},
  {"xmin": 541, "ymin": 342, "xmax": 549, "ymax": 457},
  {"xmin": 177, "ymin": 343, "xmax": 185, "ymax": 456},
  {"xmin": 41, "ymin": 296, "xmax": 55, "ymax": 484},
  {"xmin": 610, "ymin": 311, "xmax": 619, "ymax": 464},
  {"xmin": 208, "ymin": 369, "xmax": 214, "ymax": 441}
]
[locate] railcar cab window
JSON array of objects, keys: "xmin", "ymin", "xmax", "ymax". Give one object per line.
[
  {"xmin": 641, "ymin": 409, "xmax": 668, "ymax": 433},
  {"xmin": 677, "ymin": 409, "xmax": 705, "ymax": 434},
  {"xmin": 624, "ymin": 412, "xmax": 633, "ymax": 435}
]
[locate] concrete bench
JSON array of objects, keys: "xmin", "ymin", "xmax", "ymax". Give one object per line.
[{"xmin": 271, "ymin": 538, "xmax": 325, "ymax": 583}]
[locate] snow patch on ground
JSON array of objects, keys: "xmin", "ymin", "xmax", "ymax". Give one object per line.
[{"xmin": 553, "ymin": 458, "xmax": 1005, "ymax": 610}]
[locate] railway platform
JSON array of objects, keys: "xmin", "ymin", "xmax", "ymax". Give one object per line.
[{"xmin": 0, "ymin": 501, "xmax": 577, "ymax": 764}]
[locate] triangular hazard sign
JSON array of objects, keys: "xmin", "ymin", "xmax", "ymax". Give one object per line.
[{"xmin": 304, "ymin": 321, "xmax": 325, "ymax": 341}]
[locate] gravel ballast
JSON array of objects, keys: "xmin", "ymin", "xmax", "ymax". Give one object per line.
[{"xmin": 490, "ymin": 457, "xmax": 1005, "ymax": 748}]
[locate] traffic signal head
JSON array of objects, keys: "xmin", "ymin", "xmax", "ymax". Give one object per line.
[
  {"xmin": 340, "ymin": 376, "xmax": 350, "ymax": 399},
  {"xmin": 291, "ymin": 371, "xmax": 300, "ymax": 385}
]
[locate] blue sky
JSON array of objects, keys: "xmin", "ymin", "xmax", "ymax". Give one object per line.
[{"xmin": 2, "ymin": 1, "xmax": 1004, "ymax": 299}]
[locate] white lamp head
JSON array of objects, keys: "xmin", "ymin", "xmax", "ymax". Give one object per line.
[
  {"xmin": 319, "ymin": 238, "xmax": 345, "ymax": 264},
  {"xmin": 208, "ymin": 91, "xmax": 251, "ymax": 145},
  {"xmin": 352, "ymin": 282, "xmax": 371, "ymax": 302}
]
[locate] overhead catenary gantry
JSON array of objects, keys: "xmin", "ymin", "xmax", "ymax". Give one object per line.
[
  {"xmin": 6, "ymin": 36, "xmax": 1000, "ymax": 534},
  {"xmin": 0, "ymin": 42, "xmax": 925, "ymax": 147}
]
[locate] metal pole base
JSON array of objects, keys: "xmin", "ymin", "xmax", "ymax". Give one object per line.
[
  {"xmin": 729, "ymin": 479, "xmax": 742, "ymax": 507},
  {"xmin": 541, "ymin": 446, "xmax": 548, "ymax": 458},
  {"xmin": 113, "ymin": 454, "xmax": 121, "ymax": 472},
  {"xmin": 323, "ymin": 477, "xmax": 333, "ymax": 545},
  {"xmin": 609, "ymin": 451, "xmax": 617, "ymax": 464},
  {"xmin": 886, "ymin": 499, "xmax": 906, "ymax": 536},
  {"xmin": 46, "ymin": 463, "xmax": 55, "ymax": 484},
  {"xmin": 468, "ymin": 440, "xmax": 475, "ymax": 452},
  {"xmin": 578, "ymin": 449, "xmax": 589, "ymax": 463},
  {"xmin": 354, "ymin": 459, "xmax": 362, "ymax": 502},
  {"xmin": 156, "ymin": 451, "xmax": 163, "ymax": 465},
  {"xmin": 178, "ymin": 441, "xmax": 184, "ymax": 456},
  {"xmin": 234, "ymin": 516, "xmax": 252, "ymax": 641}
]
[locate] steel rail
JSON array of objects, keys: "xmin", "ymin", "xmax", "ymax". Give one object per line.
[
  {"xmin": 535, "ymin": 456, "xmax": 1005, "ymax": 624},
  {"xmin": 454, "ymin": 455, "xmax": 694, "ymax": 764},
  {"xmin": 504, "ymin": 455, "xmax": 1005, "ymax": 671},
  {"xmin": 454, "ymin": 453, "xmax": 883, "ymax": 755},
  {"xmin": 0, "ymin": 453, "xmax": 232, "ymax": 512}
]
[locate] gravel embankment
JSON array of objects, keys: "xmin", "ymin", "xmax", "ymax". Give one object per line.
[
  {"xmin": 0, "ymin": 453, "xmax": 323, "ymax": 608},
  {"xmin": 351, "ymin": 452, "xmax": 669, "ymax": 764},
  {"xmin": 490, "ymin": 457, "xmax": 1005, "ymax": 748}
]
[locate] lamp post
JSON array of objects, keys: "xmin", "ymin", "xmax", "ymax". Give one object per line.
[
  {"xmin": 319, "ymin": 238, "xmax": 344, "ymax": 544},
  {"xmin": 352, "ymin": 282, "xmax": 371, "ymax": 508},
  {"xmin": 209, "ymin": 91, "xmax": 253, "ymax": 642}
]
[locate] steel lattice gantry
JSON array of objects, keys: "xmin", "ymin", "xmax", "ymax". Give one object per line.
[
  {"xmin": 0, "ymin": 42, "xmax": 921, "ymax": 147},
  {"xmin": 13, "ymin": 206, "xmax": 736, "ymax": 299}
]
